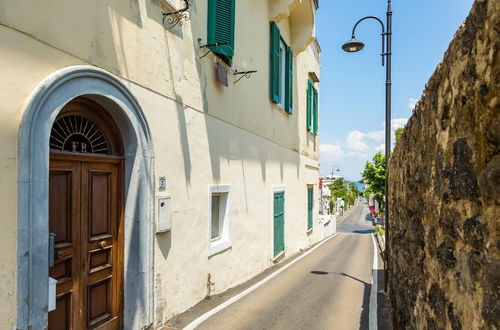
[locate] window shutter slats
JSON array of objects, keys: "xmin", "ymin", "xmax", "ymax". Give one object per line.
[
  {"xmin": 270, "ymin": 22, "xmax": 280, "ymax": 103},
  {"xmin": 208, "ymin": 0, "xmax": 235, "ymax": 64},
  {"xmin": 307, "ymin": 188, "xmax": 313, "ymax": 230},
  {"xmin": 307, "ymin": 80, "xmax": 312, "ymax": 130},
  {"xmin": 285, "ymin": 46, "xmax": 293, "ymax": 113},
  {"xmin": 313, "ymin": 87, "xmax": 318, "ymax": 134}
]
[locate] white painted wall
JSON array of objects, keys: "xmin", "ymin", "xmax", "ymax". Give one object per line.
[{"xmin": 0, "ymin": 0, "xmax": 320, "ymax": 327}]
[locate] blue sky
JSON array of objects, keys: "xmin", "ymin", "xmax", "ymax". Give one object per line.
[{"xmin": 317, "ymin": 0, "xmax": 475, "ymax": 180}]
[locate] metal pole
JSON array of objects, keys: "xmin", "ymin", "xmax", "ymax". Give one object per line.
[{"xmin": 384, "ymin": 0, "xmax": 392, "ymax": 292}]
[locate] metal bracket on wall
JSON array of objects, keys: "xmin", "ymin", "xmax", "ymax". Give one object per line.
[
  {"xmin": 198, "ymin": 39, "xmax": 230, "ymax": 59},
  {"xmin": 233, "ymin": 70, "xmax": 257, "ymax": 84},
  {"xmin": 162, "ymin": 0, "xmax": 191, "ymax": 29}
]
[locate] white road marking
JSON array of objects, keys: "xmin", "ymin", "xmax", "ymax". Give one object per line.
[
  {"xmin": 369, "ymin": 233, "xmax": 379, "ymax": 330},
  {"xmin": 183, "ymin": 233, "xmax": 340, "ymax": 330}
]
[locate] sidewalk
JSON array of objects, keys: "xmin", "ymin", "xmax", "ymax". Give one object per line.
[{"xmin": 373, "ymin": 227, "xmax": 392, "ymax": 330}]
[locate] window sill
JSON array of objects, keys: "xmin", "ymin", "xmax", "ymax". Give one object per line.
[
  {"xmin": 307, "ymin": 228, "xmax": 313, "ymax": 235},
  {"xmin": 307, "ymin": 130, "xmax": 317, "ymax": 136},
  {"xmin": 272, "ymin": 249, "xmax": 286, "ymax": 263},
  {"xmin": 208, "ymin": 239, "xmax": 232, "ymax": 257},
  {"xmin": 272, "ymin": 102, "xmax": 292, "ymax": 115}
]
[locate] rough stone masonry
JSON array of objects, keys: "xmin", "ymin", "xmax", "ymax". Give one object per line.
[{"xmin": 388, "ymin": 0, "xmax": 499, "ymax": 329}]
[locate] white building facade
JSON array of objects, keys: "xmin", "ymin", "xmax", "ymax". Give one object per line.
[{"xmin": 0, "ymin": 0, "xmax": 321, "ymax": 328}]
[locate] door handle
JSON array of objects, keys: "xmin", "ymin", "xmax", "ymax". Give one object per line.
[
  {"xmin": 98, "ymin": 241, "xmax": 108, "ymax": 249},
  {"xmin": 55, "ymin": 250, "xmax": 65, "ymax": 260}
]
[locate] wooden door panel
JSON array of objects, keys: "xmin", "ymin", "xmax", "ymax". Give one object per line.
[
  {"xmin": 49, "ymin": 159, "xmax": 123, "ymax": 330},
  {"xmin": 49, "ymin": 160, "xmax": 81, "ymax": 330},
  {"xmin": 48, "ymin": 293, "xmax": 71, "ymax": 330},
  {"xmin": 88, "ymin": 277, "xmax": 112, "ymax": 327},
  {"xmin": 82, "ymin": 162, "xmax": 122, "ymax": 329},
  {"xmin": 49, "ymin": 171, "xmax": 72, "ymax": 244},
  {"xmin": 89, "ymin": 172, "xmax": 112, "ymax": 238}
]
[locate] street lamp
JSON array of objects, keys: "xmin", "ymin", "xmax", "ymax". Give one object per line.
[
  {"xmin": 342, "ymin": 0, "xmax": 392, "ymax": 290},
  {"xmin": 331, "ymin": 165, "xmax": 340, "ymax": 178}
]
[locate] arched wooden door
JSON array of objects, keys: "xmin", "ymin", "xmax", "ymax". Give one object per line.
[{"xmin": 48, "ymin": 98, "xmax": 124, "ymax": 329}]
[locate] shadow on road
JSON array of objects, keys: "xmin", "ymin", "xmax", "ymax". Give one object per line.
[
  {"xmin": 312, "ymin": 268, "xmax": 392, "ymax": 329},
  {"xmin": 352, "ymin": 229, "xmax": 375, "ymax": 234},
  {"xmin": 308, "ymin": 271, "xmax": 370, "ymax": 328}
]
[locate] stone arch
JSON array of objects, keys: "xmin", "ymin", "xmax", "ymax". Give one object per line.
[{"xmin": 17, "ymin": 65, "xmax": 154, "ymax": 329}]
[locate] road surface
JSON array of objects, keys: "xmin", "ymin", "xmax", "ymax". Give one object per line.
[{"xmin": 191, "ymin": 200, "xmax": 377, "ymax": 330}]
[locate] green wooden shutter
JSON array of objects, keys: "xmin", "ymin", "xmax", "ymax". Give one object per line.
[
  {"xmin": 208, "ymin": 0, "xmax": 235, "ymax": 64},
  {"xmin": 307, "ymin": 188, "xmax": 313, "ymax": 230},
  {"xmin": 273, "ymin": 192, "xmax": 285, "ymax": 257},
  {"xmin": 270, "ymin": 22, "xmax": 280, "ymax": 103},
  {"xmin": 307, "ymin": 80, "xmax": 313, "ymax": 130},
  {"xmin": 285, "ymin": 46, "xmax": 293, "ymax": 113},
  {"xmin": 273, "ymin": 193, "xmax": 280, "ymax": 257},
  {"xmin": 313, "ymin": 86, "xmax": 318, "ymax": 134},
  {"xmin": 279, "ymin": 193, "xmax": 285, "ymax": 254}
]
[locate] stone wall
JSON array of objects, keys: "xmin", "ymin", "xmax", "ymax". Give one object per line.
[{"xmin": 388, "ymin": 0, "xmax": 499, "ymax": 329}]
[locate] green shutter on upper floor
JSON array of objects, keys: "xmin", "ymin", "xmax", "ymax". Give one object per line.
[
  {"xmin": 307, "ymin": 80, "xmax": 313, "ymax": 131},
  {"xmin": 285, "ymin": 46, "xmax": 293, "ymax": 114},
  {"xmin": 207, "ymin": 0, "xmax": 235, "ymax": 65},
  {"xmin": 313, "ymin": 86, "xmax": 318, "ymax": 134},
  {"xmin": 270, "ymin": 22, "xmax": 281, "ymax": 104}
]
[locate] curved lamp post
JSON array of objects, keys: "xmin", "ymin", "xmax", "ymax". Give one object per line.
[
  {"xmin": 331, "ymin": 165, "xmax": 340, "ymax": 178},
  {"xmin": 342, "ymin": 0, "xmax": 392, "ymax": 290}
]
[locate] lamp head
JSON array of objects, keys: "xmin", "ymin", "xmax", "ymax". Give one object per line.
[{"xmin": 342, "ymin": 38, "xmax": 365, "ymax": 52}]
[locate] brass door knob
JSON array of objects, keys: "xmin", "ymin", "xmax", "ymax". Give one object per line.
[
  {"xmin": 98, "ymin": 241, "xmax": 108, "ymax": 248},
  {"xmin": 55, "ymin": 250, "xmax": 64, "ymax": 259}
]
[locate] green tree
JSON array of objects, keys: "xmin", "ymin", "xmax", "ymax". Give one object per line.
[
  {"xmin": 361, "ymin": 152, "xmax": 386, "ymax": 210},
  {"xmin": 329, "ymin": 179, "xmax": 361, "ymax": 209},
  {"xmin": 395, "ymin": 127, "xmax": 404, "ymax": 141},
  {"xmin": 364, "ymin": 185, "xmax": 372, "ymax": 200},
  {"xmin": 329, "ymin": 178, "xmax": 348, "ymax": 202}
]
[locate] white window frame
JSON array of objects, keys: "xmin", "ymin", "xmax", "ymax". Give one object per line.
[
  {"xmin": 208, "ymin": 185, "xmax": 232, "ymax": 257},
  {"xmin": 278, "ymin": 40, "xmax": 287, "ymax": 109}
]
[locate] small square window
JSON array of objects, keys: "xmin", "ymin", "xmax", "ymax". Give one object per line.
[{"xmin": 208, "ymin": 185, "xmax": 232, "ymax": 256}]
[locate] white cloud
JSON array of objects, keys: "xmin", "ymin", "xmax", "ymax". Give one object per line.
[
  {"xmin": 366, "ymin": 130, "xmax": 385, "ymax": 142},
  {"xmin": 320, "ymin": 143, "xmax": 345, "ymax": 162},
  {"xmin": 319, "ymin": 117, "xmax": 409, "ymax": 178},
  {"xmin": 408, "ymin": 98, "xmax": 418, "ymax": 110},
  {"xmin": 391, "ymin": 118, "xmax": 408, "ymax": 130},
  {"xmin": 345, "ymin": 130, "xmax": 370, "ymax": 152}
]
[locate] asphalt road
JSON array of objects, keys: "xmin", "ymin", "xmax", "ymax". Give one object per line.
[{"xmin": 193, "ymin": 200, "xmax": 376, "ymax": 330}]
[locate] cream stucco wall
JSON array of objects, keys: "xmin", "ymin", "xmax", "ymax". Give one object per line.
[{"xmin": 0, "ymin": 0, "xmax": 320, "ymax": 327}]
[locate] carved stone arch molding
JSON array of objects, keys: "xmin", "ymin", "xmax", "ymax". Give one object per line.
[{"xmin": 17, "ymin": 65, "xmax": 155, "ymax": 329}]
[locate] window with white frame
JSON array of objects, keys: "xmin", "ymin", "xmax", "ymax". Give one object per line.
[{"xmin": 208, "ymin": 185, "xmax": 232, "ymax": 256}]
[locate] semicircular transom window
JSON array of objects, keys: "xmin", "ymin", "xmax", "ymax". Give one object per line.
[{"xmin": 50, "ymin": 115, "xmax": 109, "ymax": 154}]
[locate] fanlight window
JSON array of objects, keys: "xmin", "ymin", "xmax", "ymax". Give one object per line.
[{"xmin": 50, "ymin": 115, "xmax": 109, "ymax": 154}]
